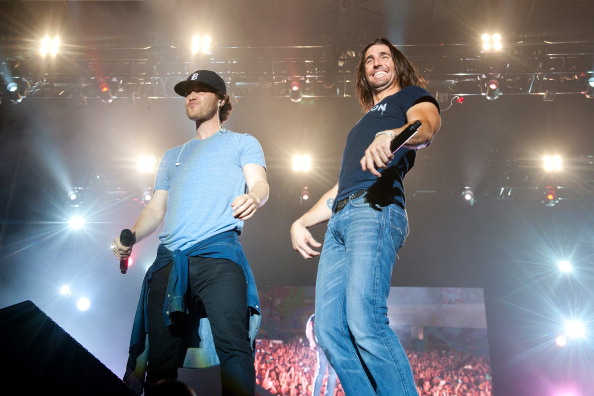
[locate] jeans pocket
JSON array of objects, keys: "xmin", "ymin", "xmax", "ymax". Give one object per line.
[{"xmin": 389, "ymin": 205, "xmax": 408, "ymax": 250}]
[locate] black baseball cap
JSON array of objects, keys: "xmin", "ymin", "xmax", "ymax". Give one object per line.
[{"xmin": 174, "ymin": 70, "xmax": 227, "ymax": 96}]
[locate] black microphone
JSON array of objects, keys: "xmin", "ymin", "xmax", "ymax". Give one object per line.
[
  {"xmin": 119, "ymin": 229, "xmax": 136, "ymax": 274},
  {"xmin": 390, "ymin": 120, "xmax": 422, "ymax": 153}
]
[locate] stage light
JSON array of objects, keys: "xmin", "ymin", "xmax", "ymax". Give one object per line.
[
  {"xmin": 59, "ymin": 285, "xmax": 72, "ymax": 296},
  {"xmin": 585, "ymin": 76, "xmax": 594, "ymax": 98},
  {"xmin": 481, "ymin": 33, "xmax": 503, "ymax": 51},
  {"xmin": 292, "ymin": 154, "xmax": 312, "ymax": 172},
  {"xmin": 543, "ymin": 155, "xmax": 563, "ymax": 172},
  {"xmin": 564, "ymin": 320, "xmax": 586, "ymax": 339},
  {"xmin": 558, "ymin": 260, "xmax": 573, "ymax": 273},
  {"xmin": 300, "ymin": 187, "xmax": 310, "ymax": 202},
  {"xmin": 39, "ymin": 35, "xmax": 60, "ymax": 57},
  {"xmin": 191, "ymin": 35, "xmax": 213, "ymax": 55},
  {"xmin": 68, "ymin": 187, "xmax": 83, "ymax": 207},
  {"xmin": 6, "ymin": 82, "xmax": 17, "ymax": 92},
  {"xmin": 137, "ymin": 156, "xmax": 157, "ymax": 173},
  {"xmin": 76, "ymin": 297, "xmax": 91, "ymax": 312},
  {"xmin": 98, "ymin": 78, "xmax": 114, "ymax": 103},
  {"xmin": 68, "ymin": 215, "xmax": 86, "ymax": 230},
  {"xmin": 142, "ymin": 187, "xmax": 153, "ymax": 204},
  {"xmin": 485, "ymin": 78, "xmax": 501, "ymax": 100},
  {"xmin": 289, "ymin": 80, "xmax": 303, "ymax": 103},
  {"xmin": 2, "ymin": 77, "xmax": 29, "ymax": 104},
  {"xmin": 555, "ymin": 335, "xmax": 567, "ymax": 347},
  {"xmin": 543, "ymin": 186, "xmax": 559, "ymax": 207},
  {"xmin": 461, "ymin": 188, "xmax": 475, "ymax": 206}
]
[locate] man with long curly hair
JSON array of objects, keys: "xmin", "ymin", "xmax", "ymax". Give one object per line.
[{"xmin": 291, "ymin": 38, "xmax": 441, "ymax": 395}]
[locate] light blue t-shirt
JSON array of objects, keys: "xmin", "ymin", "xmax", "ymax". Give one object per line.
[{"xmin": 154, "ymin": 129, "xmax": 266, "ymax": 251}]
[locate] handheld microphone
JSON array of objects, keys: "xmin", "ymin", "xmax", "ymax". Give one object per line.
[
  {"xmin": 119, "ymin": 229, "xmax": 136, "ymax": 274},
  {"xmin": 390, "ymin": 120, "xmax": 422, "ymax": 153}
]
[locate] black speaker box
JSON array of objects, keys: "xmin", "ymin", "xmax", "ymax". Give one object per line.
[{"xmin": 0, "ymin": 300, "xmax": 136, "ymax": 396}]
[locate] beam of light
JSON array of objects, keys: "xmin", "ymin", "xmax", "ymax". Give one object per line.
[
  {"xmin": 76, "ymin": 297, "xmax": 91, "ymax": 311},
  {"xmin": 292, "ymin": 154, "xmax": 312, "ymax": 172}
]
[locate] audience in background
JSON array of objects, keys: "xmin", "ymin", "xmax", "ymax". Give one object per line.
[{"xmin": 254, "ymin": 338, "xmax": 491, "ymax": 396}]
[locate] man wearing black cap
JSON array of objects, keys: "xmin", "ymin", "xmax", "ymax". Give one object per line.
[{"xmin": 113, "ymin": 70, "xmax": 269, "ymax": 396}]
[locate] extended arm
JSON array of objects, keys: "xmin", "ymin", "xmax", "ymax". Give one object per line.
[
  {"xmin": 112, "ymin": 189, "xmax": 168, "ymax": 260},
  {"xmin": 232, "ymin": 163, "xmax": 269, "ymax": 220},
  {"xmin": 290, "ymin": 183, "xmax": 338, "ymax": 259},
  {"xmin": 361, "ymin": 101, "xmax": 441, "ymax": 176}
]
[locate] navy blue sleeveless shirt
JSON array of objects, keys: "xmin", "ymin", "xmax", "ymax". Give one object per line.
[{"xmin": 334, "ymin": 86, "xmax": 439, "ymax": 210}]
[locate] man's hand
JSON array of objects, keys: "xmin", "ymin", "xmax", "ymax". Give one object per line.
[
  {"xmin": 232, "ymin": 193, "xmax": 260, "ymax": 220},
  {"xmin": 291, "ymin": 220, "xmax": 322, "ymax": 259},
  {"xmin": 360, "ymin": 129, "xmax": 396, "ymax": 177},
  {"xmin": 112, "ymin": 233, "xmax": 134, "ymax": 260}
]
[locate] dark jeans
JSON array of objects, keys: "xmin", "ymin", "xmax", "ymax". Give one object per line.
[{"xmin": 146, "ymin": 257, "xmax": 255, "ymax": 396}]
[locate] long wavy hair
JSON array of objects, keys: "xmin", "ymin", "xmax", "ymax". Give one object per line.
[{"xmin": 355, "ymin": 37, "xmax": 426, "ymax": 112}]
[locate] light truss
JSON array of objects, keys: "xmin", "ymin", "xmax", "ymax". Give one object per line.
[{"xmin": 1, "ymin": 40, "xmax": 593, "ymax": 102}]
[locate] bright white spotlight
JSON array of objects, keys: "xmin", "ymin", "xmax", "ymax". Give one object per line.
[
  {"xmin": 555, "ymin": 335, "xmax": 567, "ymax": 347},
  {"xmin": 137, "ymin": 156, "xmax": 157, "ymax": 173},
  {"xmin": 462, "ymin": 188, "xmax": 475, "ymax": 206},
  {"xmin": 292, "ymin": 154, "xmax": 312, "ymax": 172},
  {"xmin": 59, "ymin": 285, "xmax": 71, "ymax": 296},
  {"xmin": 142, "ymin": 188, "xmax": 153, "ymax": 204},
  {"xmin": 564, "ymin": 320, "xmax": 586, "ymax": 339},
  {"xmin": 76, "ymin": 297, "xmax": 91, "ymax": 311},
  {"xmin": 6, "ymin": 82, "xmax": 18, "ymax": 92},
  {"xmin": 40, "ymin": 35, "xmax": 60, "ymax": 57},
  {"xmin": 558, "ymin": 260, "xmax": 573, "ymax": 273},
  {"xmin": 543, "ymin": 155, "xmax": 563, "ymax": 171},
  {"xmin": 191, "ymin": 35, "xmax": 213, "ymax": 55},
  {"xmin": 481, "ymin": 33, "xmax": 503, "ymax": 52},
  {"xmin": 301, "ymin": 187, "xmax": 310, "ymax": 202},
  {"xmin": 68, "ymin": 215, "xmax": 86, "ymax": 230}
]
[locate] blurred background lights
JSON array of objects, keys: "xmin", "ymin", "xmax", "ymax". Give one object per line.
[
  {"xmin": 543, "ymin": 155, "xmax": 563, "ymax": 171},
  {"xmin": 292, "ymin": 154, "xmax": 312, "ymax": 172},
  {"xmin": 137, "ymin": 156, "xmax": 157, "ymax": 173},
  {"xmin": 39, "ymin": 35, "xmax": 61, "ymax": 57},
  {"xmin": 76, "ymin": 297, "xmax": 91, "ymax": 311},
  {"xmin": 68, "ymin": 215, "xmax": 86, "ymax": 230}
]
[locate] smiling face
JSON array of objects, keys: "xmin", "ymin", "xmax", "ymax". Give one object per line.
[{"xmin": 363, "ymin": 43, "xmax": 399, "ymax": 94}]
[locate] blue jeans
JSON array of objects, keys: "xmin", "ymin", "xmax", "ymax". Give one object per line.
[
  {"xmin": 312, "ymin": 347, "xmax": 337, "ymax": 396},
  {"xmin": 315, "ymin": 195, "xmax": 416, "ymax": 396}
]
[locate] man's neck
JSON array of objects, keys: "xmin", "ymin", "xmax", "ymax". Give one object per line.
[
  {"xmin": 194, "ymin": 117, "xmax": 221, "ymax": 140},
  {"xmin": 373, "ymin": 84, "xmax": 401, "ymax": 105}
]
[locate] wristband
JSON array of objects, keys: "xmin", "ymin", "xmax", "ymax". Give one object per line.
[{"xmin": 375, "ymin": 130, "xmax": 395, "ymax": 139}]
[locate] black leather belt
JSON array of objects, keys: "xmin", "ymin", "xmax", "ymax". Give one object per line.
[{"xmin": 334, "ymin": 190, "xmax": 367, "ymax": 213}]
